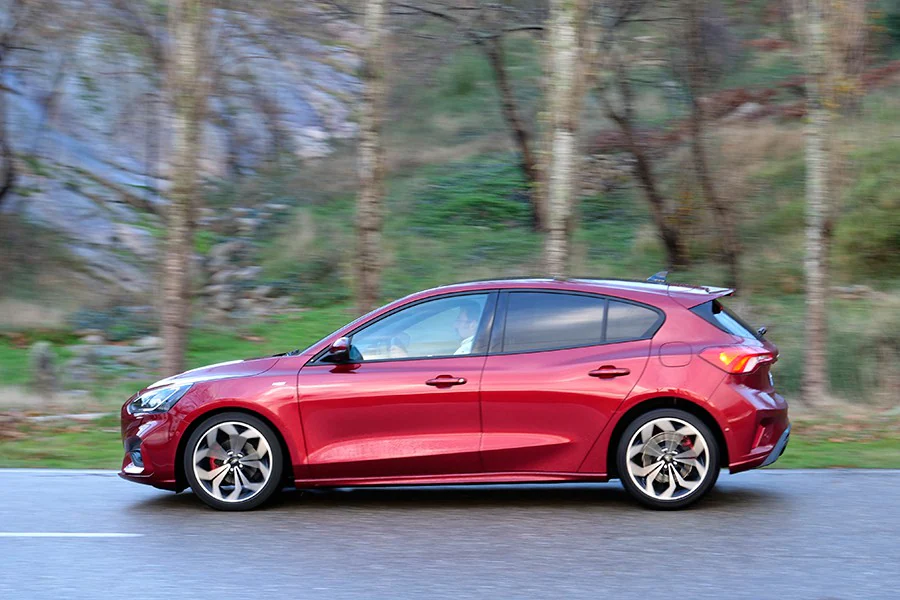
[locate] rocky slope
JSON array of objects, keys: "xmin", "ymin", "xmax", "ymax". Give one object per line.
[{"xmin": 1, "ymin": 1, "xmax": 360, "ymax": 295}]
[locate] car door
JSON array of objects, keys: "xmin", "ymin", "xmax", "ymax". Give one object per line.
[
  {"xmin": 297, "ymin": 292, "xmax": 496, "ymax": 480},
  {"xmin": 479, "ymin": 291, "xmax": 660, "ymax": 473}
]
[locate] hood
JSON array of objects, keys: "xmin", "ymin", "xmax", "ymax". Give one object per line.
[{"xmin": 147, "ymin": 356, "xmax": 280, "ymax": 390}]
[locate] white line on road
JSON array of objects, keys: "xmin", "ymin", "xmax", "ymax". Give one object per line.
[{"xmin": 0, "ymin": 533, "xmax": 143, "ymax": 538}]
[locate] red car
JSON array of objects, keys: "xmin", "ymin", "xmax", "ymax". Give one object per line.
[{"xmin": 120, "ymin": 275, "xmax": 790, "ymax": 510}]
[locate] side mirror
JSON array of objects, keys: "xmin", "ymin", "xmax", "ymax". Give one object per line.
[
  {"xmin": 325, "ymin": 336, "xmax": 351, "ymax": 362},
  {"xmin": 757, "ymin": 326, "xmax": 768, "ymax": 337}
]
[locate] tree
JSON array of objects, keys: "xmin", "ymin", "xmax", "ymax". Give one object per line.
[
  {"xmin": 0, "ymin": 0, "xmax": 34, "ymax": 207},
  {"xmin": 598, "ymin": 54, "xmax": 689, "ymax": 270},
  {"xmin": 390, "ymin": 1, "xmax": 548, "ymax": 230},
  {"xmin": 356, "ymin": 0, "xmax": 388, "ymax": 314},
  {"xmin": 591, "ymin": 1, "xmax": 691, "ymax": 270},
  {"xmin": 163, "ymin": 0, "xmax": 211, "ymax": 375},
  {"xmin": 542, "ymin": 0, "xmax": 587, "ymax": 278},
  {"xmin": 684, "ymin": 0, "xmax": 740, "ymax": 289},
  {"xmin": 792, "ymin": 0, "xmax": 831, "ymax": 406}
]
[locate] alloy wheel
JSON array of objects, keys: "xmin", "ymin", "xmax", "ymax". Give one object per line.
[
  {"xmin": 624, "ymin": 416, "xmax": 710, "ymax": 502},
  {"xmin": 191, "ymin": 421, "xmax": 273, "ymax": 503}
]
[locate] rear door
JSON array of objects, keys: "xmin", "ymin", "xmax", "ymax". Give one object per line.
[{"xmin": 479, "ymin": 291, "xmax": 660, "ymax": 473}]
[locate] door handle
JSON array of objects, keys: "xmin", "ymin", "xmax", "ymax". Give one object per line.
[
  {"xmin": 426, "ymin": 375, "xmax": 467, "ymax": 387},
  {"xmin": 588, "ymin": 366, "xmax": 631, "ymax": 379}
]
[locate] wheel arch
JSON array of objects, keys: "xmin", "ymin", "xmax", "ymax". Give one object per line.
[
  {"xmin": 174, "ymin": 406, "xmax": 295, "ymax": 492},
  {"xmin": 604, "ymin": 396, "xmax": 730, "ymax": 479}
]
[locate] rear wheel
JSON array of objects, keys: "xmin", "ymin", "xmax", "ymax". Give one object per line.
[
  {"xmin": 184, "ymin": 412, "xmax": 284, "ymax": 511},
  {"xmin": 616, "ymin": 408, "xmax": 720, "ymax": 510}
]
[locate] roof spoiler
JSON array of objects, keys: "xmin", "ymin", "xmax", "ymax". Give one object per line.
[{"xmin": 647, "ymin": 271, "xmax": 734, "ymax": 307}]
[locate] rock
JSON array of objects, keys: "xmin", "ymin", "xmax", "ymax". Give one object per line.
[
  {"xmin": 724, "ymin": 102, "xmax": 766, "ymax": 121},
  {"xmin": 209, "ymin": 240, "xmax": 246, "ymax": 261},
  {"xmin": 263, "ymin": 202, "xmax": 290, "ymax": 212},
  {"xmin": 832, "ymin": 285, "xmax": 874, "ymax": 300},
  {"xmin": 115, "ymin": 223, "xmax": 158, "ymax": 259},
  {"xmin": 80, "ymin": 334, "xmax": 105, "ymax": 345},
  {"xmin": 251, "ymin": 285, "xmax": 275, "ymax": 298},
  {"xmin": 210, "ymin": 269, "xmax": 235, "ymax": 284},
  {"xmin": 215, "ymin": 293, "xmax": 235, "ymax": 310},
  {"xmin": 75, "ymin": 328, "xmax": 105, "ymax": 339},
  {"xmin": 236, "ymin": 298, "xmax": 257, "ymax": 311},
  {"xmin": 203, "ymin": 283, "xmax": 230, "ymax": 296},
  {"xmin": 134, "ymin": 336, "xmax": 163, "ymax": 349},
  {"xmin": 271, "ymin": 297, "xmax": 293, "ymax": 309},
  {"xmin": 117, "ymin": 350, "xmax": 162, "ymax": 367},
  {"xmin": 29, "ymin": 342, "xmax": 58, "ymax": 397},
  {"xmin": 233, "ymin": 266, "xmax": 263, "ymax": 281},
  {"xmin": 236, "ymin": 217, "xmax": 261, "ymax": 234}
]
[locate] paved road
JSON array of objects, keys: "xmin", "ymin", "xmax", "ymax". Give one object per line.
[{"xmin": 1, "ymin": 469, "xmax": 898, "ymax": 599}]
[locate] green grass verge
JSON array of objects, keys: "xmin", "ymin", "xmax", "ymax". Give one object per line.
[{"xmin": 1, "ymin": 417, "xmax": 896, "ymax": 470}]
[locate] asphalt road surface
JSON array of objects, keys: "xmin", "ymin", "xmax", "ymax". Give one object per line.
[{"xmin": 1, "ymin": 469, "xmax": 898, "ymax": 600}]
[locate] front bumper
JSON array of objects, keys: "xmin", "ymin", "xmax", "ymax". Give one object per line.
[
  {"xmin": 760, "ymin": 424, "xmax": 791, "ymax": 467},
  {"xmin": 119, "ymin": 406, "xmax": 180, "ymax": 491}
]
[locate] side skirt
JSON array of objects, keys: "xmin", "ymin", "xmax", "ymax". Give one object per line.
[{"xmin": 293, "ymin": 471, "xmax": 611, "ymax": 488}]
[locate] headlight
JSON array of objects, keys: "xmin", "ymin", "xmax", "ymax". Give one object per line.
[{"xmin": 127, "ymin": 383, "xmax": 192, "ymax": 416}]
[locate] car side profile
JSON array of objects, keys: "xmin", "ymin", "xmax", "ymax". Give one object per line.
[{"xmin": 120, "ymin": 276, "xmax": 790, "ymax": 510}]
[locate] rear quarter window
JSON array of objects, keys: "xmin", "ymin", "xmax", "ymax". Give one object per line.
[{"xmin": 606, "ymin": 300, "xmax": 662, "ymax": 341}]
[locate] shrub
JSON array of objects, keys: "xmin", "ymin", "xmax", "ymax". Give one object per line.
[{"xmin": 412, "ymin": 158, "xmax": 532, "ymax": 231}]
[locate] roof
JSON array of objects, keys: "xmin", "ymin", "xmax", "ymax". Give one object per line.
[{"xmin": 417, "ymin": 277, "xmax": 733, "ymax": 307}]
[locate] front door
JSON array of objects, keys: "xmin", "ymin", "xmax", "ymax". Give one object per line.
[{"xmin": 298, "ymin": 292, "xmax": 496, "ymax": 479}]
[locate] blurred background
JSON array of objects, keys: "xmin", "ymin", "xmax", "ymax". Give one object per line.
[{"xmin": 0, "ymin": 0, "xmax": 897, "ymax": 469}]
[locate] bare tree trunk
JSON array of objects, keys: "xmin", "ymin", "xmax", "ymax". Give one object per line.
[
  {"xmin": 355, "ymin": 0, "xmax": 387, "ymax": 314},
  {"xmin": 484, "ymin": 36, "xmax": 541, "ymax": 229},
  {"xmin": 0, "ymin": 79, "xmax": 14, "ymax": 207},
  {"xmin": 794, "ymin": 0, "xmax": 830, "ymax": 406},
  {"xmin": 685, "ymin": 0, "xmax": 739, "ymax": 289},
  {"xmin": 602, "ymin": 60, "xmax": 689, "ymax": 270},
  {"xmin": 543, "ymin": 0, "xmax": 586, "ymax": 278},
  {"xmin": 688, "ymin": 105, "xmax": 738, "ymax": 288},
  {"xmin": 162, "ymin": 0, "xmax": 208, "ymax": 376}
]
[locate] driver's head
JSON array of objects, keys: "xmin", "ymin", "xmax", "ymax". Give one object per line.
[{"xmin": 454, "ymin": 301, "xmax": 480, "ymax": 340}]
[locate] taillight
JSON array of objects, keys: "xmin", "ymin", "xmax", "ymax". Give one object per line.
[{"xmin": 699, "ymin": 346, "xmax": 776, "ymax": 374}]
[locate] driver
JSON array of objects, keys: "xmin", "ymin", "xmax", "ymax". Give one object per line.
[{"xmin": 453, "ymin": 301, "xmax": 481, "ymax": 355}]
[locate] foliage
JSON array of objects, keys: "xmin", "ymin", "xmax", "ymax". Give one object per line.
[
  {"xmin": 411, "ymin": 158, "xmax": 532, "ymax": 231},
  {"xmin": 834, "ymin": 142, "xmax": 900, "ymax": 280}
]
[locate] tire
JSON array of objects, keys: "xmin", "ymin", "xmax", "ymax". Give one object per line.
[
  {"xmin": 183, "ymin": 412, "xmax": 284, "ymax": 511},
  {"xmin": 616, "ymin": 408, "xmax": 720, "ymax": 510}
]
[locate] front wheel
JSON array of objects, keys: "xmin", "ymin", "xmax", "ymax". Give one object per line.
[
  {"xmin": 616, "ymin": 409, "xmax": 720, "ymax": 510},
  {"xmin": 184, "ymin": 412, "xmax": 284, "ymax": 511}
]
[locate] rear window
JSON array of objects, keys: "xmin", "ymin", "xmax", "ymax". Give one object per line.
[{"xmin": 690, "ymin": 300, "xmax": 762, "ymax": 340}]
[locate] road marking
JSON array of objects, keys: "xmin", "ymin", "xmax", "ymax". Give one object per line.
[{"xmin": 0, "ymin": 533, "xmax": 143, "ymax": 538}]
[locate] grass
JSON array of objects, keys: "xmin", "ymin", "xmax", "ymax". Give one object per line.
[
  {"xmin": 0, "ymin": 415, "xmax": 123, "ymax": 469},
  {"xmin": 1, "ymin": 415, "xmax": 897, "ymax": 470}
]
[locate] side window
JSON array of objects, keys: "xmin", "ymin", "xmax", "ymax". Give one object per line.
[
  {"xmin": 351, "ymin": 294, "xmax": 489, "ymax": 361},
  {"xmin": 606, "ymin": 300, "xmax": 660, "ymax": 341},
  {"xmin": 502, "ymin": 292, "xmax": 606, "ymax": 353}
]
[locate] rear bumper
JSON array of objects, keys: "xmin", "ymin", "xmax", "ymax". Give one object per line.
[
  {"xmin": 709, "ymin": 382, "xmax": 790, "ymax": 474},
  {"xmin": 761, "ymin": 424, "xmax": 791, "ymax": 467}
]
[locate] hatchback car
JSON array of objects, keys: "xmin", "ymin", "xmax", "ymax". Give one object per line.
[{"xmin": 120, "ymin": 276, "xmax": 790, "ymax": 510}]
